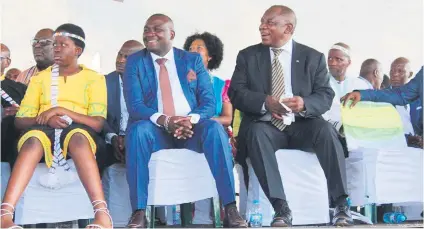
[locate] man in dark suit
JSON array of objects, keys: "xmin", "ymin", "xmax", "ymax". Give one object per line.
[
  {"xmin": 229, "ymin": 5, "xmax": 353, "ymax": 227},
  {"xmin": 123, "ymin": 14, "xmax": 246, "ymax": 228},
  {"xmin": 101, "ymin": 40, "xmax": 144, "ymax": 170}
]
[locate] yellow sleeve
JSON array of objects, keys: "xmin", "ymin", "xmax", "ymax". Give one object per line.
[
  {"xmin": 87, "ymin": 75, "xmax": 107, "ymax": 118},
  {"xmin": 16, "ymin": 77, "xmax": 41, "ymax": 118}
]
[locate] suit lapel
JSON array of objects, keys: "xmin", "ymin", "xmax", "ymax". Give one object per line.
[
  {"xmin": 174, "ymin": 48, "xmax": 193, "ymax": 106},
  {"xmin": 142, "ymin": 50, "xmax": 158, "ymax": 96},
  {"xmin": 114, "ymin": 72, "xmax": 122, "ymax": 122},
  {"xmin": 256, "ymin": 44, "xmax": 272, "ymax": 94},
  {"xmin": 291, "ymin": 41, "xmax": 303, "ymax": 95}
]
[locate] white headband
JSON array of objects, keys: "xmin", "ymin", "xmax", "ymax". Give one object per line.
[
  {"xmin": 331, "ymin": 45, "xmax": 350, "ymax": 57},
  {"xmin": 53, "ymin": 32, "xmax": 85, "ymax": 43}
]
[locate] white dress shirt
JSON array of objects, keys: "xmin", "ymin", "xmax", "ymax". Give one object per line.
[
  {"xmin": 149, "ymin": 48, "xmax": 194, "ymax": 125},
  {"xmin": 323, "ymin": 75, "xmax": 373, "ymax": 131},
  {"xmin": 396, "ymin": 105, "xmax": 415, "ymax": 135},
  {"xmin": 105, "ymin": 76, "xmax": 129, "ymax": 144},
  {"xmin": 260, "ymin": 39, "xmax": 295, "ymax": 124}
]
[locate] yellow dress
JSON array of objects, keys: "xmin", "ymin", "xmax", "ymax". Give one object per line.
[{"xmin": 16, "ymin": 65, "xmax": 107, "ymax": 167}]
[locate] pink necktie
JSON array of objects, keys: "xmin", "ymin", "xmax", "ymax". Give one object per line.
[{"xmin": 156, "ymin": 58, "xmax": 175, "ymax": 116}]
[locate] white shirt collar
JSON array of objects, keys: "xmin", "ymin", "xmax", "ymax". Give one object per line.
[
  {"xmin": 269, "ymin": 39, "xmax": 293, "ymax": 55},
  {"xmin": 150, "ymin": 48, "xmax": 174, "ymax": 63}
]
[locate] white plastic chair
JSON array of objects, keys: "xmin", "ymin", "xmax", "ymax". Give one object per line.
[
  {"xmin": 14, "ymin": 160, "xmax": 94, "ymax": 225},
  {"xmin": 102, "ymin": 149, "xmax": 222, "ymax": 227}
]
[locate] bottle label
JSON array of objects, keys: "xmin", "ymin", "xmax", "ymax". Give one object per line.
[{"xmin": 250, "ymin": 213, "xmax": 263, "ymax": 225}]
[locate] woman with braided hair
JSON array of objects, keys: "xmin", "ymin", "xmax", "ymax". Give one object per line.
[{"xmin": 1, "ymin": 23, "xmax": 112, "ymax": 229}]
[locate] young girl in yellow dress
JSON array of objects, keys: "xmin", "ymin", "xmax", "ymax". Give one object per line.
[{"xmin": 1, "ymin": 23, "xmax": 112, "ymax": 229}]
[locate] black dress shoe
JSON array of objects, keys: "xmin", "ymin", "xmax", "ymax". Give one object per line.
[
  {"xmin": 332, "ymin": 204, "xmax": 354, "ymax": 227},
  {"xmin": 223, "ymin": 204, "xmax": 248, "ymax": 228},
  {"xmin": 271, "ymin": 205, "xmax": 292, "ymax": 227}
]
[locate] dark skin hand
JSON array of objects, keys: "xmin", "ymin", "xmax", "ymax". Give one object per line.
[
  {"xmin": 265, "ymin": 95, "xmax": 289, "ymax": 119},
  {"xmin": 112, "ymin": 135, "xmax": 125, "ymax": 163},
  {"xmin": 47, "ymin": 115, "xmax": 69, "ymax": 129},
  {"xmin": 3, "ymin": 105, "xmax": 19, "ymax": 117},
  {"xmin": 157, "ymin": 115, "xmax": 193, "ymax": 139}
]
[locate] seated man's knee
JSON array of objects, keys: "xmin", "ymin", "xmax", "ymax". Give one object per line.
[
  {"xmin": 315, "ymin": 120, "xmax": 339, "ymax": 140},
  {"xmin": 246, "ymin": 122, "xmax": 270, "ymax": 140}
]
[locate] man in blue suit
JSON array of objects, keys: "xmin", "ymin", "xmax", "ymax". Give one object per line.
[
  {"xmin": 102, "ymin": 40, "xmax": 144, "ymax": 170},
  {"xmin": 342, "ymin": 66, "xmax": 423, "ymax": 145},
  {"xmin": 123, "ymin": 14, "xmax": 246, "ymax": 228}
]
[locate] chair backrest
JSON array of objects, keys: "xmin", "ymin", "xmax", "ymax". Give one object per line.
[{"xmin": 341, "ymin": 101, "xmax": 407, "ymax": 150}]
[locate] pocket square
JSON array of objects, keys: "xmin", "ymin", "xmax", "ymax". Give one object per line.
[{"xmin": 187, "ymin": 70, "xmax": 197, "ymax": 82}]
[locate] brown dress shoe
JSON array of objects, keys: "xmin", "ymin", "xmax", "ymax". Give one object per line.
[
  {"xmin": 127, "ymin": 210, "xmax": 148, "ymax": 228},
  {"xmin": 223, "ymin": 204, "xmax": 248, "ymax": 228}
]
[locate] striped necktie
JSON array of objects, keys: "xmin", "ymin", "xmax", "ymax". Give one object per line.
[{"xmin": 270, "ymin": 48, "xmax": 286, "ymax": 131}]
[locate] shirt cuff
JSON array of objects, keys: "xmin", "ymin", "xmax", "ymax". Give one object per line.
[
  {"xmin": 188, "ymin": 113, "xmax": 200, "ymax": 124},
  {"xmin": 150, "ymin": 112, "xmax": 163, "ymax": 127},
  {"xmin": 105, "ymin": 133, "xmax": 117, "ymax": 145},
  {"xmin": 261, "ymin": 103, "xmax": 267, "ymax": 114}
]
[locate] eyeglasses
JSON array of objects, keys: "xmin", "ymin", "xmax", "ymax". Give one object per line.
[
  {"xmin": 31, "ymin": 39, "xmax": 53, "ymax": 47},
  {"xmin": 0, "ymin": 56, "xmax": 10, "ymax": 61}
]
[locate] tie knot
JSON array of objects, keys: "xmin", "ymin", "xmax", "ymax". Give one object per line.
[
  {"xmin": 156, "ymin": 58, "xmax": 167, "ymax": 65},
  {"xmin": 271, "ymin": 48, "xmax": 283, "ymax": 57}
]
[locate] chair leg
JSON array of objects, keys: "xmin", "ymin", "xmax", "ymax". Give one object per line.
[
  {"xmin": 180, "ymin": 203, "xmax": 192, "ymax": 227},
  {"xmin": 212, "ymin": 197, "xmax": 222, "ymax": 228},
  {"xmin": 78, "ymin": 218, "xmax": 93, "ymax": 228},
  {"xmin": 361, "ymin": 204, "xmax": 377, "ymax": 224},
  {"xmin": 149, "ymin": 205, "xmax": 156, "ymax": 228}
]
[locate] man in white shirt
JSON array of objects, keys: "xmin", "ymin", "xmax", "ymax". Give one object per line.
[
  {"xmin": 356, "ymin": 58, "xmax": 384, "ymax": 90},
  {"xmin": 102, "ymin": 40, "xmax": 144, "ymax": 169},
  {"xmin": 123, "ymin": 14, "xmax": 246, "ymax": 228},
  {"xmin": 323, "ymin": 42, "xmax": 358, "ymax": 131}
]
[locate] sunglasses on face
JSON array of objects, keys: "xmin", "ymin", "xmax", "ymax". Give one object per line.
[{"xmin": 31, "ymin": 39, "xmax": 53, "ymax": 47}]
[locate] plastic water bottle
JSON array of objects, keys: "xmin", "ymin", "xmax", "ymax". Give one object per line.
[
  {"xmin": 172, "ymin": 205, "xmax": 181, "ymax": 225},
  {"xmin": 383, "ymin": 206, "xmax": 407, "ymax": 224},
  {"xmin": 249, "ymin": 200, "xmax": 263, "ymax": 227}
]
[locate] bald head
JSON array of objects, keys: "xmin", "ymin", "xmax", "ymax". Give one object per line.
[
  {"xmin": 360, "ymin": 59, "xmax": 384, "ymax": 89},
  {"xmin": 35, "ymin": 28, "xmax": 54, "ymax": 38},
  {"xmin": 0, "ymin": 43, "xmax": 11, "ymax": 75},
  {"xmin": 260, "ymin": 5, "xmax": 297, "ymax": 48},
  {"xmin": 268, "ymin": 5, "xmax": 297, "ymax": 30},
  {"xmin": 143, "ymin": 13, "xmax": 175, "ymax": 56},
  {"xmin": 116, "ymin": 40, "xmax": 145, "ymax": 73},
  {"xmin": 390, "ymin": 57, "xmax": 413, "ymax": 87}
]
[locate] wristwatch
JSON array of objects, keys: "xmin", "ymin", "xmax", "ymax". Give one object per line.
[{"xmin": 189, "ymin": 115, "xmax": 200, "ymax": 124}]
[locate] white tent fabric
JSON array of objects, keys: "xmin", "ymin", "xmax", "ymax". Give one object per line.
[
  {"xmin": 240, "ymin": 149, "xmax": 330, "ymax": 226},
  {"xmin": 103, "ymin": 149, "xmax": 218, "ymax": 227},
  {"xmin": 14, "ymin": 160, "xmax": 93, "ymax": 225}
]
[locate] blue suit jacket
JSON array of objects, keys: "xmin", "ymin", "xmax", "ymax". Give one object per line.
[
  {"xmin": 123, "ymin": 47, "xmax": 215, "ymax": 124},
  {"xmin": 103, "ymin": 71, "xmax": 122, "ymax": 135},
  {"xmin": 360, "ymin": 66, "xmax": 423, "ymax": 135}
]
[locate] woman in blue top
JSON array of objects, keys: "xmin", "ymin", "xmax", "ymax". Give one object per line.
[{"xmin": 183, "ymin": 32, "xmax": 233, "ymax": 128}]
